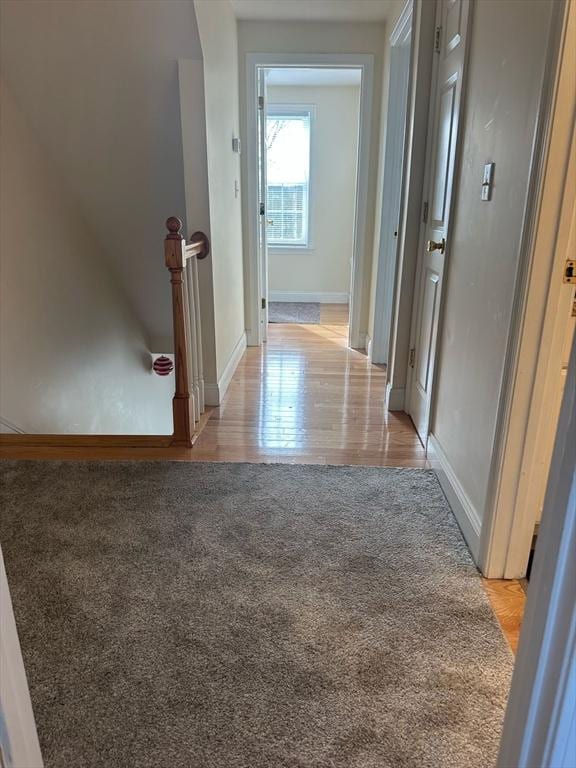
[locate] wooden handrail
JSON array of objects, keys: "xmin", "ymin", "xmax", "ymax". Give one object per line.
[
  {"xmin": 164, "ymin": 217, "xmax": 209, "ymax": 447},
  {"xmin": 0, "ymin": 217, "xmax": 210, "ymax": 452},
  {"xmin": 185, "ymin": 230, "xmax": 210, "ymax": 261}
]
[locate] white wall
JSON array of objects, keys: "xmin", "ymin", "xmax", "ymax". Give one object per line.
[
  {"xmin": 430, "ymin": 0, "xmax": 553, "ymax": 522},
  {"xmin": 0, "ymin": 0, "xmax": 203, "ymax": 350},
  {"xmin": 267, "ymin": 85, "xmax": 360, "ymax": 299},
  {"xmin": 0, "ymin": 82, "xmax": 173, "ymax": 435},
  {"xmin": 194, "ymin": 0, "xmax": 246, "ymax": 393},
  {"xmin": 237, "ymin": 20, "xmax": 388, "ymax": 340}
]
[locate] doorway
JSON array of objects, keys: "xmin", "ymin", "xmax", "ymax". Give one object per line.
[
  {"xmin": 245, "ymin": 53, "xmax": 374, "ymax": 350},
  {"xmin": 261, "ymin": 67, "xmax": 361, "ymax": 339}
]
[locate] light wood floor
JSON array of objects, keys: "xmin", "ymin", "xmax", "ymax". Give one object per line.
[
  {"xmin": 191, "ymin": 304, "xmax": 429, "ymax": 466},
  {"xmin": 482, "ymin": 579, "xmax": 526, "ymax": 655},
  {"xmin": 0, "ymin": 304, "xmax": 525, "ymax": 651}
]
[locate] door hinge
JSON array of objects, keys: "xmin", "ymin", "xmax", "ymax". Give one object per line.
[
  {"xmin": 434, "ymin": 26, "xmax": 442, "ymax": 53},
  {"xmin": 409, "ymin": 347, "xmax": 416, "ymax": 368},
  {"xmin": 258, "ymin": 95, "xmax": 264, "ymax": 110},
  {"xmin": 563, "ymin": 259, "xmax": 575, "ymax": 283},
  {"xmin": 422, "ymin": 201, "xmax": 429, "ymax": 224},
  {"xmin": 259, "ymin": 202, "xmax": 265, "ymax": 216},
  {"xmin": 261, "ymin": 297, "xmax": 266, "ymax": 310}
]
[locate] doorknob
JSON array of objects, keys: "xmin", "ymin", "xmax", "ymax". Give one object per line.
[
  {"xmin": 266, "ymin": 219, "xmax": 274, "ymax": 225},
  {"xmin": 426, "ymin": 238, "xmax": 445, "ymax": 254}
]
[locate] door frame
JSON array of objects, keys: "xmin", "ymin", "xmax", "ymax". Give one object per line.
[
  {"xmin": 1, "ymin": 547, "xmax": 44, "ymax": 767},
  {"xmin": 370, "ymin": 1, "xmax": 413, "ymax": 365},
  {"xmin": 245, "ymin": 52, "xmax": 374, "ymax": 349},
  {"xmin": 478, "ymin": 0, "xmax": 574, "ymax": 579},
  {"xmin": 497, "ymin": 334, "xmax": 576, "ymax": 768},
  {"xmin": 256, "ymin": 68, "xmax": 269, "ymax": 341}
]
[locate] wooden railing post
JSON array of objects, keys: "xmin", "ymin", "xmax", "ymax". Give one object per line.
[
  {"xmin": 189, "ymin": 231, "xmax": 207, "ymax": 413},
  {"xmin": 165, "ymin": 217, "xmax": 194, "ymax": 446}
]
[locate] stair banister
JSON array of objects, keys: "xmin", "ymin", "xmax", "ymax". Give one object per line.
[{"xmin": 164, "ymin": 216, "xmax": 209, "ymax": 447}]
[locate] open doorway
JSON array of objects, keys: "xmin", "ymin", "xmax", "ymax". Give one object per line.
[
  {"xmin": 262, "ymin": 67, "xmax": 361, "ymax": 337},
  {"xmin": 246, "ymin": 53, "xmax": 374, "ymax": 350}
]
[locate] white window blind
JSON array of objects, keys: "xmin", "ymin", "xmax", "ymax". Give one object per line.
[{"xmin": 266, "ymin": 108, "xmax": 311, "ymax": 247}]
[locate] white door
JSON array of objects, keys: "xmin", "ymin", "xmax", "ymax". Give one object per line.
[
  {"xmin": 371, "ymin": 8, "xmax": 413, "ymax": 364},
  {"xmin": 257, "ymin": 68, "xmax": 269, "ymax": 342},
  {"xmin": 407, "ymin": 0, "xmax": 471, "ymax": 441}
]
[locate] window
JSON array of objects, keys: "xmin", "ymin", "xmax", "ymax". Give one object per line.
[{"xmin": 266, "ymin": 107, "xmax": 311, "ymax": 247}]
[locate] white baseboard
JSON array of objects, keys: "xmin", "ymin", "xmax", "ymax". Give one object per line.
[
  {"xmin": 428, "ymin": 433, "xmax": 482, "ymax": 562},
  {"xmin": 245, "ymin": 328, "xmax": 259, "ymax": 347},
  {"xmin": 386, "ymin": 385, "xmax": 405, "ymax": 411},
  {"xmin": 366, "ymin": 334, "xmax": 373, "ymax": 361},
  {"xmin": 204, "ymin": 332, "xmax": 247, "ymax": 406},
  {"xmin": 203, "ymin": 383, "xmax": 219, "ymax": 407},
  {"xmin": 269, "ymin": 291, "xmax": 349, "ymax": 304},
  {"xmin": 0, "ymin": 416, "xmax": 25, "ymax": 434},
  {"xmin": 350, "ymin": 331, "xmax": 367, "ymax": 351}
]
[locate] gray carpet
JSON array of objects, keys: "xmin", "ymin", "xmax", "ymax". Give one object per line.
[
  {"xmin": 268, "ymin": 301, "xmax": 321, "ymax": 324},
  {"xmin": 0, "ymin": 461, "xmax": 513, "ymax": 768}
]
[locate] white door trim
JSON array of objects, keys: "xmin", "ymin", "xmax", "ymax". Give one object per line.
[
  {"xmin": 478, "ymin": 0, "xmax": 574, "ymax": 578},
  {"xmin": 245, "ymin": 52, "xmax": 374, "ymax": 349},
  {"xmin": 497, "ymin": 336, "xmax": 576, "ymax": 768},
  {"xmin": 370, "ymin": 1, "xmax": 413, "ymax": 365},
  {"xmin": 0, "ymin": 548, "xmax": 43, "ymax": 767}
]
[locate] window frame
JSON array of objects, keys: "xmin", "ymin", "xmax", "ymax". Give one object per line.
[{"xmin": 265, "ymin": 104, "xmax": 315, "ymax": 251}]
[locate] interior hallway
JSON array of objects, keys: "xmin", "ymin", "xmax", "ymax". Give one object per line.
[
  {"xmin": 0, "ymin": 304, "xmax": 524, "ymax": 653},
  {"xmin": 192, "ymin": 304, "xmax": 429, "ymax": 466}
]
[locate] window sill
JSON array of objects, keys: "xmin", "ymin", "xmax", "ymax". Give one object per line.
[{"xmin": 269, "ymin": 244, "xmax": 315, "ymax": 253}]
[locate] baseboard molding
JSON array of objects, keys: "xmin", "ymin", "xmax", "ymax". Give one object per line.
[
  {"xmin": 204, "ymin": 332, "xmax": 247, "ymax": 407},
  {"xmin": 428, "ymin": 434, "xmax": 482, "ymax": 562},
  {"xmin": 269, "ymin": 291, "xmax": 349, "ymax": 304},
  {"xmin": 366, "ymin": 334, "xmax": 373, "ymax": 361},
  {"xmin": 203, "ymin": 383, "xmax": 219, "ymax": 407},
  {"xmin": 0, "ymin": 434, "xmax": 173, "ymax": 448},
  {"xmin": 0, "ymin": 417, "xmax": 25, "ymax": 434},
  {"xmin": 350, "ymin": 332, "xmax": 367, "ymax": 351},
  {"xmin": 386, "ymin": 385, "xmax": 405, "ymax": 411}
]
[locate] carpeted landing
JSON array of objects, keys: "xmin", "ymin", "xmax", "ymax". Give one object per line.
[{"xmin": 0, "ymin": 461, "xmax": 513, "ymax": 768}]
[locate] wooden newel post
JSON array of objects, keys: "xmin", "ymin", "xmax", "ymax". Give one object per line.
[{"xmin": 165, "ymin": 217, "xmax": 193, "ymax": 446}]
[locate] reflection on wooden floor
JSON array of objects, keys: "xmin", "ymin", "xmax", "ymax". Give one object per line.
[{"xmin": 191, "ymin": 304, "xmax": 429, "ymax": 466}]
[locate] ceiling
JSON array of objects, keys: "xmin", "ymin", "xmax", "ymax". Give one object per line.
[
  {"xmin": 266, "ymin": 67, "xmax": 362, "ymax": 87},
  {"xmin": 230, "ymin": 0, "xmax": 401, "ymax": 22}
]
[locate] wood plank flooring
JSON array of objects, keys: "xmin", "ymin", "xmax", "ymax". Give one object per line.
[
  {"xmin": 482, "ymin": 579, "xmax": 526, "ymax": 654},
  {"xmin": 190, "ymin": 304, "xmax": 429, "ymax": 466},
  {"xmin": 0, "ymin": 304, "xmax": 525, "ymax": 651}
]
